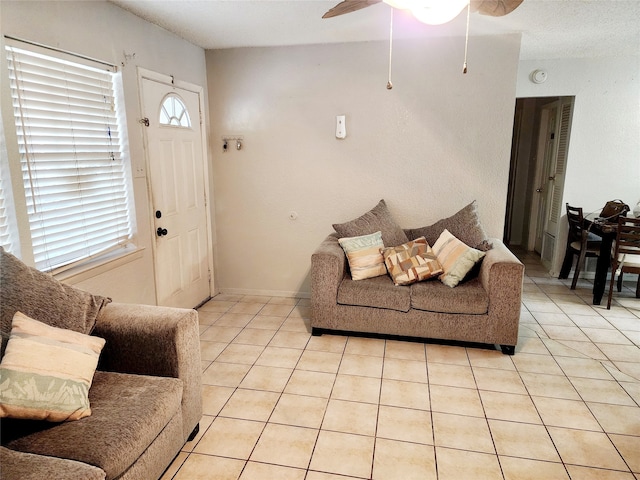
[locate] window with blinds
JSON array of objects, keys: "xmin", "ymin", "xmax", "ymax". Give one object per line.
[{"xmin": 5, "ymin": 43, "xmax": 133, "ymax": 273}]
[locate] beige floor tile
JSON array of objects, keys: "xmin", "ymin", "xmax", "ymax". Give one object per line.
[
  {"xmin": 338, "ymin": 353, "xmax": 384, "ymax": 378},
  {"xmin": 240, "ymin": 295, "xmax": 273, "ymax": 304},
  {"xmin": 474, "ymin": 366, "xmax": 527, "ymax": 394},
  {"xmin": 285, "ymin": 370, "xmax": 336, "ymax": 398},
  {"xmin": 517, "ymin": 335, "xmax": 551, "ymax": 354},
  {"xmin": 239, "ymin": 462, "xmax": 306, "ymax": 480},
  {"xmin": 430, "ymin": 384, "xmax": 483, "ymax": 417},
  {"xmin": 480, "ymin": 390, "xmax": 542, "ymax": 424},
  {"xmin": 532, "ymin": 396, "xmax": 601, "ymax": 431},
  {"xmin": 297, "ymin": 349, "xmax": 343, "ymax": 374},
  {"xmin": 489, "ymin": 419, "xmax": 560, "ymax": 462},
  {"xmin": 556, "ymin": 357, "xmax": 613, "ymax": 380},
  {"xmin": 548, "ymin": 427, "xmax": 628, "ymax": 470},
  {"xmin": 232, "ymin": 327, "xmax": 276, "ymax": 346},
  {"xmin": 247, "ymin": 315, "xmax": 285, "ymax": 330},
  {"xmin": 250, "ymin": 424, "xmax": 318, "ymax": 469},
  {"xmin": 565, "ymin": 465, "xmax": 636, "ymax": 480},
  {"xmin": 344, "ymin": 336, "xmax": 386, "ymax": 357},
  {"xmin": 542, "ymin": 338, "xmax": 590, "ymax": 358},
  {"xmin": 198, "ymin": 310, "xmax": 223, "ymax": 325},
  {"xmin": 432, "ymin": 412, "xmax": 495, "ymax": 454},
  {"xmin": 201, "ymin": 361, "xmax": 251, "ymax": 387},
  {"xmin": 193, "ymin": 417, "xmax": 264, "ymax": 459},
  {"xmin": 556, "ymin": 340, "xmax": 609, "ymax": 360},
  {"xmin": 467, "ymin": 348, "xmax": 516, "ymax": 370},
  {"xmin": 219, "ymin": 388, "xmax": 280, "ymax": 422},
  {"xmin": 239, "ymin": 365, "xmax": 293, "ymax": 392},
  {"xmin": 427, "ymin": 362, "xmax": 475, "ymax": 388},
  {"xmin": 385, "ymin": 339, "xmax": 426, "ymax": 361},
  {"xmin": 570, "ymin": 377, "xmax": 636, "ymax": 406},
  {"xmin": 372, "ymin": 438, "xmax": 437, "ymax": 480},
  {"xmin": 256, "ymin": 346, "xmax": 303, "ymax": 369},
  {"xmin": 582, "ymin": 328, "xmax": 633, "ymax": 345},
  {"xmin": 331, "ymin": 374, "xmax": 381, "ymax": 404},
  {"xmin": 533, "ymin": 311, "xmax": 575, "ymax": 326},
  {"xmin": 270, "ymin": 393, "xmax": 328, "ymax": 429},
  {"xmin": 380, "ymin": 378, "xmax": 431, "ymax": 411},
  {"xmin": 280, "ymin": 316, "xmax": 311, "ymax": 333},
  {"xmin": 216, "ymin": 343, "xmax": 264, "ymax": 365},
  {"xmin": 426, "ymin": 343, "xmax": 470, "ymax": 365},
  {"xmin": 200, "ymin": 341, "xmax": 227, "ymax": 361},
  {"xmin": 319, "ymin": 399, "xmax": 375, "ymax": 437},
  {"xmin": 199, "ymin": 300, "xmax": 235, "ymax": 312},
  {"xmin": 306, "ymin": 334, "xmax": 348, "ymax": 353},
  {"xmin": 595, "ymin": 343, "xmax": 640, "ymax": 363},
  {"xmin": 267, "ymin": 296, "xmax": 299, "ymax": 305},
  {"xmin": 519, "ymin": 371, "xmax": 581, "ymax": 400},
  {"xmin": 258, "ymin": 303, "xmax": 295, "ymax": 317},
  {"xmin": 435, "ymin": 447, "xmax": 503, "ymax": 480},
  {"xmin": 201, "ymin": 385, "xmax": 234, "ymax": 415},
  {"xmin": 200, "ymin": 325, "xmax": 242, "ymax": 343},
  {"xmin": 500, "ymin": 456, "xmax": 569, "ymax": 480},
  {"xmin": 609, "ymin": 434, "xmax": 640, "ymax": 473},
  {"xmin": 173, "ymin": 454, "xmax": 245, "ymax": 480},
  {"xmin": 269, "ymin": 330, "xmax": 310, "ymax": 349},
  {"xmin": 228, "ymin": 302, "xmax": 265, "ymax": 315},
  {"xmin": 523, "ymin": 300, "xmax": 564, "ymax": 314},
  {"xmin": 160, "ymin": 451, "xmax": 188, "ymax": 479},
  {"xmin": 377, "ymin": 405, "xmax": 432, "ymax": 444},
  {"xmin": 309, "ymin": 430, "xmax": 375, "ymax": 478},
  {"xmin": 215, "ymin": 313, "xmax": 255, "ymax": 328},
  {"xmin": 306, "ymin": 472, "xmax": 363, "ymax": 480},
  {"xmin": 383, "ymin": 358, "xmax": 428, "ymax": 383},
  {"xmin": 182, "ymin": 416, "xmax": 214, "ymax": 453},
  {"xmin": 512, "ymin": 352, "xmax": 564, "ymax": 375},
  {"xmin": 544, "ymin": 325, "xmax": 592, "ymax": 342},
  {"xmin": 587, "ymin": 403, "xmax": 640, "ymax": 435}
]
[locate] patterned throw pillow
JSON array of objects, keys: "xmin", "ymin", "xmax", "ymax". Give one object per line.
[
  {"xmin": 432, "ymin": 229, "xmax": 486, "ymax": 288},
  {"xmin": 382, "ymin": 237, "xmax": 443, "ymax": 286},
  {"xmin": 338, "ymin": 231, "xmax": 387, "ymax": 281},
  {"xmin": 0, "ymin": 312, "xmax": 105, "ymax": 422}
]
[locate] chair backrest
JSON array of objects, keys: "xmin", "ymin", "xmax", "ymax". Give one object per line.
[
  {"xmin": 613, "ymin": 216, "xmax": 640, "ymax": 259},
  {"xmin": 566, "ymin": 204, "xmax": 586, "ymax": 242}
]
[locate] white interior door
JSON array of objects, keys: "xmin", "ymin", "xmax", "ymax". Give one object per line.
[{"xmin": 141, "ymin": 77, "xmax": 211, "ymax": 308}]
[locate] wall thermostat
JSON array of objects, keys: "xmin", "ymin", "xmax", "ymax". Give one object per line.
[{"xmin": 530, "ymin": 69, "xmax": 548, "ymax": 84}]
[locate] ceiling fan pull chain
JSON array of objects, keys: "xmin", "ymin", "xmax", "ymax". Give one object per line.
[
  {"xmin": 463, "ymin": 1, "xmax": 470, "ymax": 74},
  {"xmin": 387, "ymin": 7, "xmax": 394, "ymax": 89}
]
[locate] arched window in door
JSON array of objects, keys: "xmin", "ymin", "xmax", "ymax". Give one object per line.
[{"xmin": 159, "ymin": 93, "xmax": 191, "ymax": 127}]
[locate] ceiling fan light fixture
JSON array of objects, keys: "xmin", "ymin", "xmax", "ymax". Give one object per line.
[{"xmin": 383, "ymin": 0, "xmax": 470, "ymax": 25}]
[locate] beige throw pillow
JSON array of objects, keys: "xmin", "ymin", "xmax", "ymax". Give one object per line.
[
  {"xmin": 432, "ymin": 229, "xmax": 485, "ymax": 287},
  {"xmin": 338, "ymin": 231, "xmax": 387, "ymax": 281},
  {"xmin": 382, "ymin": 237, "xmax": 443, "ymax": 286},
  {"xmin": 0, "ymin": 312, "xmax": 105, "ymax": 422}
]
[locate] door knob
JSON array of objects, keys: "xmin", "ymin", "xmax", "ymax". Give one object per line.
[
  {"xmin": 536, "ymin": 188, "xmax": 543, "ymax": 193},
  {"xmin": 156, "ymin": 227, "xmax": 168, "ymax": 237}
]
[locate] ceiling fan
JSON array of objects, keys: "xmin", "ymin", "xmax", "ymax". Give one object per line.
[
  {"xmin": 323, "ymin": 0, "xmax": 524, "ymax": 24},
  {"xmin": 323, "ymin": 0, "xmax": 524, "ymax": 86}
]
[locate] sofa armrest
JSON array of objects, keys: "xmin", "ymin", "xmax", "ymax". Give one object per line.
[
  {"xmin": 311, "ymin": 234, "xmax": 346, "ymax": 329},
  {"xmin": 92, "ymin": 303, "xmax": 202, "ymax": 442},
  {"xmin": 478, "ymin": 239, "xmax": 524, "ymax": 346}
]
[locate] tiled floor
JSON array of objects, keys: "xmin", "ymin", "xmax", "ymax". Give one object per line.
[{"xmin": 162, "ymin": 251, "xmax": 640, "ymax": 480}]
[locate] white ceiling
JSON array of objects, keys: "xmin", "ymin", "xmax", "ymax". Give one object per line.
[{"xmin": 109, "ymin": 0, "xmax": 640, "ymax": 60}]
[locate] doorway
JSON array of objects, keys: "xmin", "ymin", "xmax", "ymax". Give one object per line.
[
  {"xmin": 504, "ymin": 96, "xmax": 575, "ymax": 273},
  {"xmin": 140, "ymin": 71, "xmax": 213, "ymax": 308}
]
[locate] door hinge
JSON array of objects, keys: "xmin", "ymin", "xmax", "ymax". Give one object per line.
[{"xmin": 139, "ymin": 117, "xmax": 150, "ymax": 127}]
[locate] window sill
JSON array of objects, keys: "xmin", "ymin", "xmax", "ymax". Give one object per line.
[{"xmin": 54, "ymin": 245, "xmax": 145, "ymax": 285}]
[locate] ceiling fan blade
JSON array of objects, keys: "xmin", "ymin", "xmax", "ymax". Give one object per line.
[
  {"xmin": 322, "ymin": 0, "xmax": 383, "ymax": 19},
  {"xmin": 470, "ymin": 0, "xmax": 524, "ymax": 17}
]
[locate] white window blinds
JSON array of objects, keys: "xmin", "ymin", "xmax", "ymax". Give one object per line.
[
  {"xmin": 0, "ymin": 175, "xmax": 13, "ymax": 252},
  {"xmin": 6, "ymin": 44, "xmax": 132, "ymax": 272}
]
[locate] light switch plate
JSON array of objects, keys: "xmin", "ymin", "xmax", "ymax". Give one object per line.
[{"xmin": 336, "ymin": 115, "xmax": 346, "ymax": 139}]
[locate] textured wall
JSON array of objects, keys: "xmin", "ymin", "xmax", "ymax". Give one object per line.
[{"xmin": 207, "ymin": 35, "xmax": 521, "ymax": 296}]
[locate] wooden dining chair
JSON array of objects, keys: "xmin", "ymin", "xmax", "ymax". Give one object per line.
[
  {"xmin": 559, "ymin": 204, "xmax": 603, "ymax": 290},
  {"xmin": 607, "ymin": 216, "xmax": 640, "ymax": 309}
]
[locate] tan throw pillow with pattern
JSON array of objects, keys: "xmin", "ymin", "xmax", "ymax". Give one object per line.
[{"xmin": 382, "ymin": 237, "xmax": 443, "ymax": 286}]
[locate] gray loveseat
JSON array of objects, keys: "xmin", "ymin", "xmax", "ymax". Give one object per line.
[
  {"xmin": 0, "ymin": 249, "xmax": 202, "ymax": 480},
  {"xmin": 310, "ymin": 201, "xmax": 525, "ymax": 354}
]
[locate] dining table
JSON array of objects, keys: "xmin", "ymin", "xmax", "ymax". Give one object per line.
[{"xmin": 583, "ymin": 212, "xmax": 618, "ymax": 305}]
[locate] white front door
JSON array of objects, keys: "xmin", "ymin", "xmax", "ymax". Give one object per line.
[{"xmin": 141, "ymin": 76, "xmax": 211, "ymax": 308}]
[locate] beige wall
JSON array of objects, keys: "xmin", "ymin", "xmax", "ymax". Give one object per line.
[
  {"xmin": 206, "ymin": 35, "xmax": 521, "ymax": 296},
  {"xmin": 0, "ymin": 1, "xmax": 208, "ymax": 304}
]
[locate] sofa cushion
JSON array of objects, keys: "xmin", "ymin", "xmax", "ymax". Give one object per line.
[
  {"xmin": 0, "ymin": 446, "xmax": 106, "ymax": 480},
  {"xmin": 0, "ymin": 247, "xmax": 111, "ymax": 357},
  {"xmin": 5, "ymin": 371, "xmax": 183, "ymax": 480},
  {"xmin": 338, "ymin": 275, "xmax": 410, "ymax": 312},
  {"xmin": 0, "ymin": 312, "xmax": 105, "ymax": 422},
  {"xmin": 338, "ymin": 231, "xmax": 387, "ymax": 281},
  {"xmin": 432, "ymin": 229, "xmax": 486, "ymax": 288},
  {"xmin": 406, "ymin": 201, "xmax": 491, "ymax": 251},
  {"xmin": 333, "ymin": 199, "xmax": 409, "ymax": 248},
  {"xmin": 382, "ymin": 237, "xmax": 443, "ymax": 286},
  {"xmin": 411, "ymin": 277, "xmax": 489, "ymax": 315}
]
